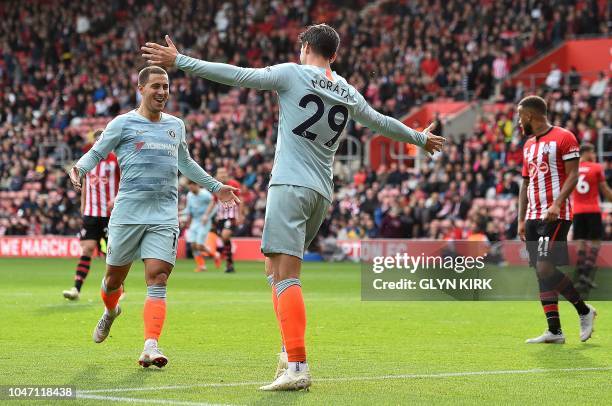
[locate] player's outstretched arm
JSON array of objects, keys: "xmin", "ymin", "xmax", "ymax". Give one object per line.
[
  {"xmin": 351, "ymin": 92, "xmax": 445, "ymax": 154},
  {"xmin": 177, "ymin": 123, "xmax": 240, "ymax": 205},
  {"xmin": 69, "ymin": 122, "xmax": 123, "ymax": 191},
  {"xmin": 141, "ymin": 35, "xmax": 289, "ymax": 91}
]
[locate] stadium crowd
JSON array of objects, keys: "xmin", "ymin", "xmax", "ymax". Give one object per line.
[{"xmin": 0, "ymin": 0, "xmax": 609, "ymax": 244}]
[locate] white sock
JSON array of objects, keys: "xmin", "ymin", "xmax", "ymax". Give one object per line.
[
  {"xmin": 104, "ymin": 307, "xmax": 118, "ymax": 317},
  {"xmin": 144, "ymin": 338, "xmax": 158, "ymax": 349},
  {"xmin": 288, "ymin": 361, "xmax": 308, "ymax": 373}
]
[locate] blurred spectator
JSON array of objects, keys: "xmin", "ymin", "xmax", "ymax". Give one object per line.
[
  {"xmin": 0, "ymin": 0, "xmax": 608, "ymax": 246},
  {"xmin": 545, "ymin": 63, "xmax": 562, "ymax": 90},
  {"xmin": 589, "ymin": 72, "xmax": 608, "ymax": 107}
]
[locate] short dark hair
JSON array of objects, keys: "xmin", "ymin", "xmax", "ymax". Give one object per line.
[
  {"xmin": 298, "ymin": 24, "xmax": 340, "ymax": 60},
  {"xmin": 580, "ymin": 143, "xmax": 595, "ymax": 155},
  {"xmin": 138, "ymin": 66, "xmax": 168, "ymax": 86},
  {"xmin": 518, "ymin": 95, "xmax": 547, "ymax": 116}
]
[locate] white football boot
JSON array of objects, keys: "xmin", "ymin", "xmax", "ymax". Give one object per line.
[
  {"xmin": 92, "ymin": 306, "xmax": 121, "ymax": 343},
  {"xmin": 260, "ymin": 362, "xmax": 311, "ymax": 391},
  {"xmin": 525, "ymin": 330, "xmax": 565, "ymax": 344},
  {"xmin": 579, "ymin": 304, "xmax": 597, "ymax": 342},
  {"xmin": 139, "ymin": 339, "xmax": 168, "ymax": 368},
  {"xmin": 274, "ymin": 351, "xmax": 288, "ymax": 379},
  {"xmin": 62, "ymin": 287, "xmax": 79, "ymax": 301}
]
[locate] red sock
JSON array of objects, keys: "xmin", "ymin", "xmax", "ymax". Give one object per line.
[
  {"xmin": 277, "ymin": 284, "xmax": 306, "ymax": 362},
  {"xmin": 144, "ymin": 298, "xmax": 166, "ymax": 340}
]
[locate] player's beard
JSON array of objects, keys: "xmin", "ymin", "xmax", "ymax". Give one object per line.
[{"xmin": 522, "ymin": 122, "xmax": 533, "ymax": 136}]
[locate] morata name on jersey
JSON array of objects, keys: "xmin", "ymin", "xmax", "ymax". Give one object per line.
[{"xmin": 311, "ymin": 77, "xmax": 353, "ymax": 102}]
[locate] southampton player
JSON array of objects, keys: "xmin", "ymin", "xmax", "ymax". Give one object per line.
[
  {"xmin": 142, "ymin": 26, "xmax": 444, "ymax": 389},
  {"xmin": 63, "ymin": 131, "xmax": 120, "ymax": 300},
  {"xmin": 572, "ymin": 143, "xmax": 612, "ymax": 292},
  {"xmin": 185, "ymin": 180, "xmax": 220, "ymax": 272},
  {"xmin": 517, "ymin": 96, "xmax": 596, "ymax": 344},
  {"xmin": 214, "ymin": 167, "xmax": 242, "ymax": 273},
  {"xmin": 68, "ymin": 66, "xmax": 238, "ymax": 368}
]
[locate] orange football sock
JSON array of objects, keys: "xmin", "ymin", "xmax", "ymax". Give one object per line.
[
  {"xmin": 100, "ymin": 282, "xmax": 122, "ymax": 312},
  {"xmin": 206, "ymin": 232, "xmax": 218, "ymax": 255},
  {"xmin": 272, "ymin": 285, "xmax": 285, "ymax": 349},
  {"xmin": 144, "ymin": 297, "xmax": 166, "ymax": 340},
  {"xmin": 194, "ymin": 254, "xmax": 205, "ymax": 268},
  {"xmin": 277, "ymin": 283, "xmax": 306, "ymax": 362}
]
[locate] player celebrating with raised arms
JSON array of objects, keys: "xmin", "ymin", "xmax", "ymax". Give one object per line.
[
  {"xmin": 517, "ymin": 96, "xmax": 596, "ymax": 344},
  {"xmin": 68, "ymin": 66, "xmax": 239, "ymax": 368},
  {"xmin": 142, "ymin": 25, "xmax": 444, "ymax": 390}
]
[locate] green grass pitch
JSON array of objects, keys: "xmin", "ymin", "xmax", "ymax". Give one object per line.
[{"xmin": 0, "ymin": 258, "xmax": 610, "ymax": 405}]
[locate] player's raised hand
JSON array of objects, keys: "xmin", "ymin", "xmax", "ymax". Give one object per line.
[
  {"xmin": 68, "ymin": 166, "xmax": 83, "ymax": 192},
  {"xmin": 422, "ymin": 122, "xmax": 445, "ymax": 155},
  {"xmin": 141, "ymin": 35, "xmax": 179, "ymax": 69},
  {"xmin": 216, "ymin": 185, "xmax": 241, "ymax": 208}
]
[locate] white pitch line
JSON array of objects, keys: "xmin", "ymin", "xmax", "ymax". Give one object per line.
[
  {"xmin": 77, "ymin": 366, "xmax": 612, "ymax": 394},
  {"xmin": 77, "ymin": 393, "xmax": 237, "ymax": 406}
]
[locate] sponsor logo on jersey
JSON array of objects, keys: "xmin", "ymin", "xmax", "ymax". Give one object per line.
[
  {"xmin": 528, "ymin": 161, "xmax": 549, "ymax": 178},
  {"xmin": 135, "ymin": 141, "xmax": 178, "ymax": 156}
]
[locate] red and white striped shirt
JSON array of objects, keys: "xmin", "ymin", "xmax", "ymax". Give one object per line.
[
  {"xmin": 522, "ymin": 126, "xmax": 580, "ymax": 221},
  {"xmin": 216, "ymin": 179, "xmax": 241, "ymax": 220},
  {"xmin": 83, "ymin": 153, "xmax": 120, "ymax": 218}
]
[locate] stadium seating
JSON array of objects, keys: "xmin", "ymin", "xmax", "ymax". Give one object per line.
[{"xmin": 0, "ymin": 0, "xmax": 608, "ymax": 242}]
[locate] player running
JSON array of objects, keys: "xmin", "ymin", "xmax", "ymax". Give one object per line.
[
  {"xmin": 185, "ymin": 180, "xmax": 220, "ymax": 272},
  {"xmin": 142, "ymin": 25, "xmax": 444, "ymax": 389},
  {"xmin": 516, "ymin": 95, "xmax": 596, "ymax": 344},
  {"xmin": 214, "ymin": 167, "xmax": 242, "ymax": 273},
  {"xmin": 572, "ymin": 143, "xmax": 612, "ymax": 293},
  {"xmin": 68, "ymin": 66, "xmax": 239, "ymax": 368},
  {"xmin": 63, "ymin": 131, "xmax": 120, "ymax": 300}
]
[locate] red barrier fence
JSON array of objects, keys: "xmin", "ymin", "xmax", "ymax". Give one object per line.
[
  {"xmin": 1, "ymin": 237, "xmax": 609, "ymax": 267},
  {"xmin": 0, "ymin": 236, "xmax": 267, "ymax": 260}
]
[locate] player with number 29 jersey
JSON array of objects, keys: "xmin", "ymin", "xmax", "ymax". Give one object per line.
[
  {"xmin": 175, "ymin": 56, "xmax": 426, "ymax": 204},
  {"xmin": 144, "ymin": 24, "xmax": 441, "ymax": 391}
]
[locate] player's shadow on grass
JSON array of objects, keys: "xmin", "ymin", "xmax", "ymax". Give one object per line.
[
  {"xmin": 530, "ymin": 343, "xmax": 605, "ymax": 369},
  {"xmin": 248, "ymin": 391, "xmax": 310, "ymax": 406},
  {"xmin": 34, "ymin": 302, "xmax": 96, "ymax": 315},
  {"xmin": 124, "ymin": 365, "xmax": 166, "ymax": 385},
  {"xmin": 67, "ymin": 364, "xmax": 102, "ymax": 390}
]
